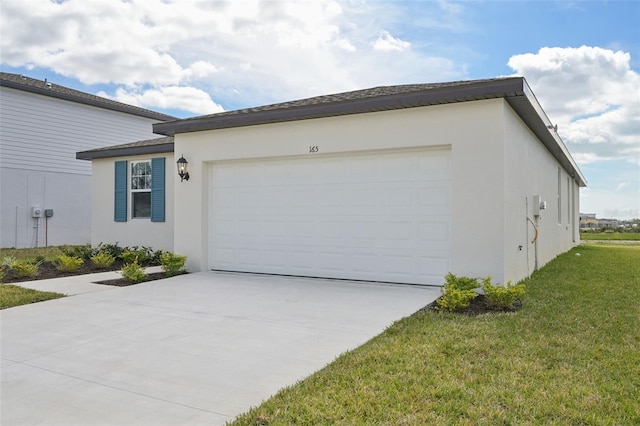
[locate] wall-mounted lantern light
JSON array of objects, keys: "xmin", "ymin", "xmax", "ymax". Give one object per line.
[{"xmin": 177, "ymin": 155, "xmax": 190, "ymax": 182}]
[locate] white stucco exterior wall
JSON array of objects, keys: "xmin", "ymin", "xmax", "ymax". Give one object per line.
[
  {"xmin": 502, "ymin": 103, "xmax": 581, "ymax": 282},
  {"xmin": 90, "ymin": 153, "xmax": 174, "ymax": 251},
  {"xmin": 170, "ymin": 98, "xmax": 581, "ymax": 284}
]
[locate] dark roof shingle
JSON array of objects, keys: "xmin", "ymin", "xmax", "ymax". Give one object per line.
[
  {"xmin": 76, "ymin": 136, "xmax": 174, "ymax": 160},
  {"xmin": 153, "ymin": 77, "xmax": 523, "ymax": 136}
]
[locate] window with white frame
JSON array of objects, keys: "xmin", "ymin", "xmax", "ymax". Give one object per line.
[{"xmin": 131, "ymin": 160, "xmax": 152, "ymax": 218}]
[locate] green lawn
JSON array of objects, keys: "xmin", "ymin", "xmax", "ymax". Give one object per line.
[
  {"xmin": 231, "ymin": 245, "xmax": 640, "ymax": 425},
  {"xmin": 0, "ymin": 246, "xmax": 81, "ymax": 308},
  {"xmin": 0, "ymin": 245, "xmax": 86, "ymax": 262},
  {"xmin": 581, "ymin": 232, "xmax": 640, "ymax": 240},
  {"xmin": 0, "ymin": 284, "xmax": 65, "ymax": 309}
]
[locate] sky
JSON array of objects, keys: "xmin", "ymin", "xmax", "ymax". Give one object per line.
[{"xmin": 1, "ymin": 0, "xmax": 639, "ymax": 220}]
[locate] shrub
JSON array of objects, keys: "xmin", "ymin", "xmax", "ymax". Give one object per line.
[
  {"xmin": 121, "ymin": 262, "xmax": 146, "ymax": 284},
  {"xmin": 60, "ymin": 245, "xmax": 93, "ymax": 261},
  {"xmin": 437, "ymin": 287, "xmax": 479, "ymax": 312},
  {"xmin": 13, "ymin": 261, "xmax": 40, "ymax": 279},
  {"xmin": 52, "ymin": 255, "xmax": 84, "ymax": 272},
  {"xmin": 95, "ymin": 242, "xmax": 125, "ymax": 259},
  {"xmin": 120, "ymin": 246, "xmax": 154, "ymax": 265},
  {"xmin": 91, "ymin": 252, "xmax": 116, "ymax": 269},
  {"xmin": 0, "ymin": 266, "xmax": 5, "ymax": 283},
  {"xmin": 148, "ymin": 248, "xmax": 164, "ymax": 266},
  {"xmin": 1, "ymin": 256, "xmax": 19, "ymax": 269},
  {"xmin": 436, "ymin": 273, "xmax": 480, "ymax": 312},
  {"xmin": 160, "ymin": 252, "xmax": 187, "ymax": 277},
  {"xmin": 120, "ymin": 250, "xmax": 140, "ymax": 265},
  {"xmin": 445, "ymin": 273, "xmax": 480, "ymax": 291},
  {"xmin": 482, "ymin": 277, "xmax": 526, "ymax": 310}
]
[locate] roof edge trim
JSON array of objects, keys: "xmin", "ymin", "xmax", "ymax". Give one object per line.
[{"xmin": 76, "ymin": 143, "xmax": 174, "ymax": 160}]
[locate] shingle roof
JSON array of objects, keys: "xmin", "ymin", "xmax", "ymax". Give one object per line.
[
  {"xmin": 151, "ymin": 76, "xmax": 585, "ymax": 187},
  {"xmin": 76, "ymin": 136, "xmax": 174, "ymax": 160},
  {"xmin": 76, "ymin": 77, "xmax": 586, "ymax": 187},
  {"xmin": 153, "ymin": 77, "xmax": 523, "ymax": 136},
  {"xmin": 0, "ymin": 72, "xmax": 176, "ymax": 121}
]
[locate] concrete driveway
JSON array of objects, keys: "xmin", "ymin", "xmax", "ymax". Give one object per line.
[{"xmin": 1, "ymin": 271, "xmax": 440, "ymax": 425}]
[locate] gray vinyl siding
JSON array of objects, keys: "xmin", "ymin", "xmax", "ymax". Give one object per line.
[
  {"xmin": 0, "ymin": 86, "xmax": 165, "ymax": 248},
  {"xmin": 0, "ymin": 87, "xmax": 161, "ymax": 175}
]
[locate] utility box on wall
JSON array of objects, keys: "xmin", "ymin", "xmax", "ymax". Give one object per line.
[
  {"xmin": 31, "ymin": 206, "xmax": 43, "ymax": 218},
  {"xmin": 44, "ymin": 209, "xmax": 54, "ymax": 217}
]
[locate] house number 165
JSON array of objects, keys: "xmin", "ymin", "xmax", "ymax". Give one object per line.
[{"xmin": 309, "ymin": 146, "xmax": 319, "ymax": 153}]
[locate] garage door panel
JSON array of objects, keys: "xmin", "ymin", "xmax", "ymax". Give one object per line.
[
  {"xmin": 418, "ymin": 221, "xmax": 450, "ymax": 242},
  {"xmin": 210, "ymin": 149, "xmax": 451, "ymax": 285}
]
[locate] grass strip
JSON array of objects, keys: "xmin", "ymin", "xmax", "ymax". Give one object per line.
[
  {"xmin": 0, "ymin": 245, "xmax": 94, "ymax": 263},
  {"xmin": 231, "ymin": 245, "xmax": 640, "ymax": 425},
  {"xmin": 0, "ymin": 284, "xmax": 65, "ymax": 309},
  {"xmin": 580, "ymin": 232, "xmax": 640, "ymax": 240}
]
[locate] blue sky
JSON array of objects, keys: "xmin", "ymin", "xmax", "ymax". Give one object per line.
[{"xmin": 1, "ymin": 0, "xmax": 639, "ymax": 219}]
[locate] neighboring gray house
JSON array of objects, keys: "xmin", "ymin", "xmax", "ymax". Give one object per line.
[
  {"xmin": 0, "ymin": 72, "xmax": 175, "ymax": 248},
  {"xmin": 78, "ymin": 77, "xmax": 586, "ymax": 286}
]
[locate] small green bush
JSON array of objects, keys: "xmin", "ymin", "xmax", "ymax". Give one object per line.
[
  {"xmin": 52, "ymin": 255, "xmax": 84, "ymax": 272},
  {"xmin": 148, "ymin": 247, "xmax": 164, "ymax": 266},
  {"xmin": 446, "ymin": 273, "xmax": 480, "ymax": 291},
  {"xmin": 13, "ymin": 261, "xmax": 40, "ymax": 279},
  {"xmin": 91, "ymin": 252, "xmax": 116, "ymax": 269},
  {"xmin": 482, "ymin": 277, "xmax": 526, "ymax": 310},
  {"xmin": 437, "ymin": 287, "xmax": 479, "ymax": 312},
  {"xmin": 1, "ymin": 256, "xmax": 19, "ymax": 269},
  {"xmin": 121, "ymin": 262, "xmax": 146, "ymax": 284},
  {"xmin": 0, "ymin": 266, "xmax": 5, "ymax": 283},
  {"xmin": 436, "ymin": 273, "xmax": 480, "ymax": 312},
  {"xmin": 160, "ymin": 252, "xmax": 187, "ymax": 277},
  {"xmin": 120, "ymin": 250, "xmax": 140, "ymax": 265},
  {"xmin": 95, "ymin": 242, "xmax": 125, "ymax": 259},
  {"xmin": 126, "ymin": 246, "xmax": 157, "ymax": 265},
  {"xmin": 60, "ymin": 245, "xmax": 93, "ymax": 261}
]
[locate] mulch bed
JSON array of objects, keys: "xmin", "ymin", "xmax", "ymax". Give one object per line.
[
  {"xmin": 1, "ymin": 260, "xmax": 184, "ymax": 287},
  {"xmin": 95, "ymin": 272, "xmax": 186, "ymax": 287},
  {"xmin": 422, "ymin": 294, "xmax": 522, "ymax": 316},
  {"xmin": 2, "ymin": 260, "xmax": 126, "ymax": 284}
]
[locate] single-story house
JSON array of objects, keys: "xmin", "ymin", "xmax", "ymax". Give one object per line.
[{"xmin": 77, "ymin": 77, "xmax": 586, "ymax": 286}]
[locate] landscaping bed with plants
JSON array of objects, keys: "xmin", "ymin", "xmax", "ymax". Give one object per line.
[
  {"xmin": 423, "ymin": 273, "xmax": 526, "ymax": 315},
  {"xmin": 0, "ymin": 244, "xmax": 187, "ymax": 286}
]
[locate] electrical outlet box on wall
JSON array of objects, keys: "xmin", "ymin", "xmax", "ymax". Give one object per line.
[
  {"xmin": 31, "ymin": 206, "xmax": 43, "ymax": 218},
  {"xmin": 532, "ymin": 195, "xmax": 540, "ymax": 217}
]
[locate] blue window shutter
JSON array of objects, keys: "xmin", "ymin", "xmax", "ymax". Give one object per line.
[
  {"xmin": 151, "ymin": 157, "xmax": 165, "ymax": 222},
  {"xmin": 114, "ymin": 161, "xmax": 128, "ymax": 222}
]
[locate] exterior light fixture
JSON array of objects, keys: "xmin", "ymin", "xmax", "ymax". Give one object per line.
[{"xmin": 177, "ymin": 155, "xmax": 190, "ymax": 182}]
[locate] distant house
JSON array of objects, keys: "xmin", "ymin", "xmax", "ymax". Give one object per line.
[
  {"xmin": 579, "ymin": 213, "xmax": 598, "ymax": 229},
  {"xmin": 0, "ymin": 72, "xmax": 175, "ymax": 248},
  {"xmin": 597, "ymin": 218, "xmax": 619, "ymax": 229},
  {"xmin": 78, "ymin": 77, "xmax": 586, "ymax": 286}
]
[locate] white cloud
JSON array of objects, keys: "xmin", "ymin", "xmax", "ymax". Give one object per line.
[
  {"xmin": 99, "ymin": 86, "xmax": 224, "ymax": 115},
  {"xmin": 616, "ymin": 182, "xmax": 629, "ymax": 192},
  {"xmin": 0, "ymin": 0, "xmax": 466, "ymax": 113},
  {"xmin": 372, "ymin": 30, "xmax": 411, "ymax": 52},
  {"xmin": 185, "ymin": 61, "xmax": 221, "ymax": 80},
  {"xmin": 508, "ymin": 46, "xmax": 640, "ymax": 165}
]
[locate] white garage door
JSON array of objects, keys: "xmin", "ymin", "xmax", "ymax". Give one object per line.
[{"xmin": 209, "ymin": 149, "xmax": 451, "ymax": 285}]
